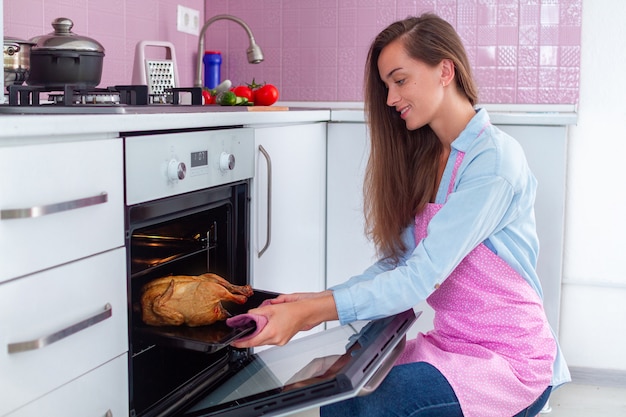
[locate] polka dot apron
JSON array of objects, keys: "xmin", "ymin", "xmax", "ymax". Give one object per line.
[{"xmin": 396, "ymin": 151, "xmax": 556, "ymax": 417}]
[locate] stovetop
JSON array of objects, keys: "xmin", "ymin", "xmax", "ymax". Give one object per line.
[
  {"xmin": 0, "ymin": 84, "xmax": 208, "ymax": 115},
  {"xmin": 0, "ymin": 103, "xmax": 226, "ymax": 115}
]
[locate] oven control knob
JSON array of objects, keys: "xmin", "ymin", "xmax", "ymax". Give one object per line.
[
  {"xmin": 167, "ymin": 159, "xmax": 186, "ymax": 181},
  {"xmin": 219, "ymin": 152, "xmax": 235, "ymax": 172}
]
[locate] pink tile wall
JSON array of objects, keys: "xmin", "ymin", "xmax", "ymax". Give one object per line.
[
  {"xmin": 206, "ymin": 0, "xmax": 582, "ymax": 104},
  {"xmin": 3, "ymin": 0, "xmax": 582, "ymax": 104},
  {"xmin": 3, "ymin": 0, "xmax": 205, "ymax": 88}
]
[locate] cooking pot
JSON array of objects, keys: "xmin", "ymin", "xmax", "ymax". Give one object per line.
[
  {"xmin": 3, "ymin": 37, "xmax": 36, "ymax": 85},
  {"xmin": 28, "ymin": 17, "xmax": 105, "ymax": 88}
]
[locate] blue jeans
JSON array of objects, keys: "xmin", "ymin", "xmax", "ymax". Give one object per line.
[
  {"xmin": 513, "ymin": 385, "xmax": 552, "ymax": 417},
  {"xmin": 320, "ymin": 362, "xmax": 552, "ymax": 417}
]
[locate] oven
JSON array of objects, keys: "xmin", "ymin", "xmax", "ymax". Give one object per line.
[
  {"xmin": 123, "ymin": 125, "xmax": 417, "ymax": 417},
  {"xmin": 124, "ymin": 127, "xmax": 257, "ymax": 416}
]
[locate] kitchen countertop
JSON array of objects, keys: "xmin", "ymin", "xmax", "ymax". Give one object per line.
[
  {"xmin": 281, "ymin": 102, "xmax": 578, "ymax": 126},
  {"xmin": 0, "ymin": 106, "xmax": 331, "ymax": 142},
  {"xmin": 0, "ymin": 102, "xmax": 578, "ymax": 143}
]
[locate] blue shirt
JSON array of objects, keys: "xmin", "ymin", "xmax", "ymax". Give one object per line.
[{"xmin": 331, "ymin": 108, "xmax": 570, "ymax": 387}]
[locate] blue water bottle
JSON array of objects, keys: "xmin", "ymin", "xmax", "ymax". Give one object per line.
[{"xmin": 203, "ymin": 51, "xmax": 222, "ymax": 89}]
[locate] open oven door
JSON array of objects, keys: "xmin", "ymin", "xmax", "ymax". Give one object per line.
[{"xmin": 181, "ymin": 309, "xmax": 419, "ymax": 417}]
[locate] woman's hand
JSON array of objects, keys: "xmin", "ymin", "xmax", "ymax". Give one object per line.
[{"xmin": 231, "ymin": 291, "xmax": 338, "ymax": 348}]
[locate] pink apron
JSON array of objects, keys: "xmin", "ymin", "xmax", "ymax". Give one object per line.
[{"xmin": 396, "ymin": 151, "xmax": 556, "ymax": 417}]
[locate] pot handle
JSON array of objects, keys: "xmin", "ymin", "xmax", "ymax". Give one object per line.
[
  {"xmin": 51, "ymin": 52, "xmax": 81, "ymax": 60},
  {"xmin": 4, "ymin": 43, "xmax": 21, "ymax": 55}
]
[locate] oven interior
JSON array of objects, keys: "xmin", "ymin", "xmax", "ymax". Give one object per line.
[{"xmin": 126, "ymin": 181, "xmax": 274, "ymax": 417}]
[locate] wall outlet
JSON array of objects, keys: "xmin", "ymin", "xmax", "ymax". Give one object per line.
[{"xmin": 177, "ymin": 5, "xmax": 200, "ymax": 36}]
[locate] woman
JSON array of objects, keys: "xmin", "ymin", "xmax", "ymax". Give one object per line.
[{"xmin": 233, "ymin": 13, "xmax": 570, "ymax": 417}]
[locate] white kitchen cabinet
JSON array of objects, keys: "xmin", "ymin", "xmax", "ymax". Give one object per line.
[
  {"xmin": 0, "ymin": 248, "xmax": 128, "ymax": 415},
  {"xmin": 326, "ymin": 122, "xmax": 435, "ymax": 332},
  {"xmin": 0, "ymin": 136, "xmax": 128, "ymax": 416},
  {"xmin": 250, "ymin": 123, "xmax": 327, "ymax": 297},
  {"xmin": 326, "ymin": 122, "xmax": 376, "ymax": 284},
  {"xmin": 326, "ymin": 118, "xmax": 569, "ymax": 335},
  {"xmin": 0, "ymin": 138, "xmax": 124, "ymax": 282},
  {"xmin": 6, "ymin": 354, "xmax": 129, "ymax": 417}
]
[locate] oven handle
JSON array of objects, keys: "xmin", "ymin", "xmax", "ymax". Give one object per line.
[
  {"xmin": 0, "ymin": 192, "xmax": 108, "ymax": 220},
  {"xmin": 358, "ymin": 335, "xmax": 406, "ymax": 396},
  {"xmin": 258, "ymin": 145, "xmax": 272, "ymax": 258},
  {"xmin": 7, "ymin": 303, "xmax": 112, "ymax": 354}
]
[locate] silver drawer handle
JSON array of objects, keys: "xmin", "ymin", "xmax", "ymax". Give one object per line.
[
  {"xmin": 8, "ymin": 303, "xmax": 112, "ymax": 354},
  {"xmin": 0, "ymin": 192, "xmax": 108, "ymax": 220}
]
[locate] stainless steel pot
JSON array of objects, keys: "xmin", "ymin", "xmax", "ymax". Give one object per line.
[
  {"xmin": 28, "ymin": 17, "xmax": 105, "ymax": 88},
  {"xmin": 3, "ymin": 37, "xmax": 36, "ymax": 85}
]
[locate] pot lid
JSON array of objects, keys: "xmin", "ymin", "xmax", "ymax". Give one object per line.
[{"xmin": 30, "ymin": 18, "xmax": 105, "ymax": 53}]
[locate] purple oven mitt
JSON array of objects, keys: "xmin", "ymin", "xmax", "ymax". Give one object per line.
[{"xmin": 226, "ymin": 299, "xmax": 273, "ymax": 342}]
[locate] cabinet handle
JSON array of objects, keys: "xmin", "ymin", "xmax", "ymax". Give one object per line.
[
  {"xmin": 0, "ymin": 192, "xmax": 108, "ymax": 220},
  {"xmin": 7, "ymin": 303, "xmax": 113, "ymax": 354},
  {"xmin": 258, "ymin": 145, "xmax": 272, "ymax": 258}
]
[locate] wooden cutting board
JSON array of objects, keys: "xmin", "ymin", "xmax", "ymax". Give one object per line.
[{"xmin": 246, "ymin": 106, "xmax": 289, "ymax": 111}]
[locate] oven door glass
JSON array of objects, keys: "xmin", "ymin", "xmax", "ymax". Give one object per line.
[{"xmin": 183, "ymin": 309, "xmax": 418, "ymax": 417}]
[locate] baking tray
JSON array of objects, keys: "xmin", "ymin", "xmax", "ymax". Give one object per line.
[{"xmin": 134, "ymin": 289, "xmax": 278, "ymax": 353}]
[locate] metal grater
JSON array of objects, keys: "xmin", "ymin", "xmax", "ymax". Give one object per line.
[
  {"xmin": 145, "ymin": 59, "xmax": 176, "ymax": 96},
  {"xmin": 132, "ymin": 41, "xmax": 180, "ymax": 102}
]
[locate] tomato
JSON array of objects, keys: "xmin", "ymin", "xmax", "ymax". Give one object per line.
[
  {"xmin": 253, "ymin": 84, "xmax": 279, "ymax": 106},
  {"xmin": 231, "ymin": 85, "xmax": 254, "ymax": 102},
  {"xmin": 202, "ymin": 89, "xmax": 215, "ymax": 105}
]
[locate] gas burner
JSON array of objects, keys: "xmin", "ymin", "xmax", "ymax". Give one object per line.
[
  {"xmin": 5, "ymin": 84, "xmax": 150, "ymax": 107},
  {"xmin": 149, "ymin": 93, "xmax": 172, "ymax": 105},
  {"xmin": 48, "ymin": 90, "xmax": 122, "ymax": 106},
  {"xmin": 1, "ymin": 84, "xmax": 204, "ymax": 114}
]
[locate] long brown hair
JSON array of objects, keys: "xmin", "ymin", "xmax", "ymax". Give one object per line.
[{"xmin": 363, "ymin": 13, "xmax": 478, "ymax": 263}]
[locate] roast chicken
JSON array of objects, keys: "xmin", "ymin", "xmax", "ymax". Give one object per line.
[{"xmin": 141, "ymin": 273, "xmax": 253, "ymax": 327}]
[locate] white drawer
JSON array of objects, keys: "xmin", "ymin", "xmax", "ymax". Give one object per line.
[
  {"xmin": 0, "ymin": 138, "xmax": 124, "ymax": 282},
  {"xmin": 0, "ymin": 249, "xmax": 128, "ymax": 416},
  {"xmin": 6, "ymin": 354, "xmax": 129, "ymax": 417}
]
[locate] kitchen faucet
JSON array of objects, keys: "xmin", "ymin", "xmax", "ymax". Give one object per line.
[{"xmin": 194, "ymin": 14, "xmax": 264, "ymax": 88}]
